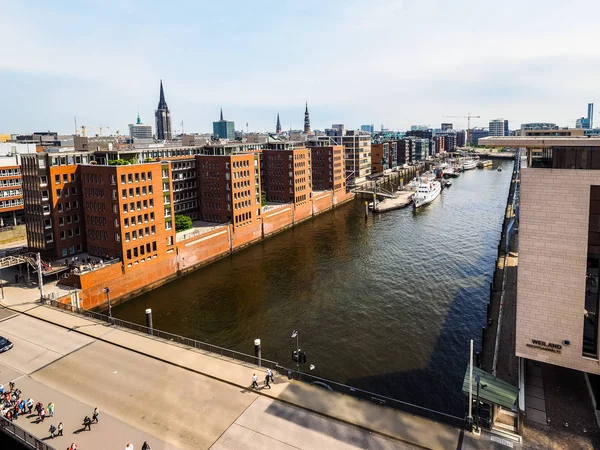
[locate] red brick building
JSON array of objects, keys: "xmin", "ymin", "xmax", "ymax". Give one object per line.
[
  {"xmin": 309, "ymin": 145, "xmax": 345, "ymax": 192},
  {"xmin": 196, "ymin": 153, "xmax": 261, "ymax": 228},
  {"xmin": 263, "ymin": 148, "xmax": 312, "ymax": 205}
]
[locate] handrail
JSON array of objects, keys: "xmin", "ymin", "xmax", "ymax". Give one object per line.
[
  {"xmin": 278, "ymin": 367, "xmax": 466, "ymax": 428},
  {"xmin": 43, "ymin": 299, "xmax": 279, "ymax": 370},
  {"xmin": 43, "ymin": 300, "xmax": 465, "ymax": 428},
  {"xmin": 0, "ymin": 415, "xmax": 56, "ymax": 450}
]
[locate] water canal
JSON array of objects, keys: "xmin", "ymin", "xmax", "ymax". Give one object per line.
[{"xmin": 113, "ymin": 159, "xmax": 514, "ymax": 416}]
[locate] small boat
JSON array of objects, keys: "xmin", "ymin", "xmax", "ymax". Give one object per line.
[
  {"xmin": 443, "ymin": 167, "xmax": 459, "ymax": 178},
  {"xmin": 413, "ymin": 179, "xmax": 442, "ymax": 209},
  {"xmin": 476, "ymin": 160, "xmax": 493, "ymax": 168},
  {"xmin": 461, "ymin": 160, "xmax": 477, "ymax": 171},
  {"xmin": 497, "ymin": 166, "xmax": 503, "ymax": 172},
  {"xmin": 445, "ymin": 179, "xmax": 453, "ymax": 187}
]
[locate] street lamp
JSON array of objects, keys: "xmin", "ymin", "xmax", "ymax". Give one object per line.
[{"xmin": 103, "ymin": 287, "xmax": 111, "ymax": 319}]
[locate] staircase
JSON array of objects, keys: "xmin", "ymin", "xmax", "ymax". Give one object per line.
[{"xmin": 491, "ymin": 408, "xmax": 522, "ymax": 443}]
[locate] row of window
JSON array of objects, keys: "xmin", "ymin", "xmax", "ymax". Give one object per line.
[
  {"xmin": 0, "ymin": 189, "xmax": 22, "ymax": 198},
  {"xmin": 0, "ymin": 199, "xmax": 24, "ymax": 208},
  {"xmin": 121, "ymin": 172, "xmax": 153, "ymax": 184},
  {"xmin": 0, "ymin": 169, "xmax": 20, "ymax": 178},
  {"xmin": 0, "ymin": 179, "xmax": 22, "ymax": 187},
  {"xmin": 83, "ymin": 173, "xmax": 103, "ymax": 184},
  {"xmin": 172, "ymin": 161, "xmax": 196, "ymax": 171},
  {"xmin": 122, "ymin": 185, "xmax": 153, "ymax": 198},
  {"xmin": 125, "ymin": 226, "xmax": 156, "ymax": 242},
  {"xmin": 86, "ymin": 215, "xmax": 106, "ymax": 226},
  {"xmin": 123, "ymin": 199, "xmax": 154, "ymax": 213},
  {"xmin": 57, "ymin": 200, "xmax": 79, "ymax": 212},
  {"xmin": 88, "ymin": 229, "xmax": 108, "ymax": 240},
  {"xmin": 57, "ymin": 214, "xmax": 80, "ymax": 226},
  {"xmin": 174, "ymin": 201, "xmax": 198, "ymax": 212},
  {"xmin": 57, "ymin": 187, "xmax": 78, "ymax": 198},
  {"xmin": 55, "ymin": 173, "xmax": 76, "ymax": 184},
  {"xmin": 61, "ymin": 227, "xmax": 81, "ymax": 240},
  {"xmin": 84, "ymin": 188, "xmax": 105, "ymax": 198},
  {"xmin": 124, "ymin": 213, "xmax": 155, "ymax": 227},
  {"xmin": 125, "ymin": 241, "xmax": 157, "ymax": 260}
]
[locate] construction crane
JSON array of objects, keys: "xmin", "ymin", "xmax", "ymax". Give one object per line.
[{"xmin": 442, "ymin": 113, "xmax": 481, "ymax": 144}]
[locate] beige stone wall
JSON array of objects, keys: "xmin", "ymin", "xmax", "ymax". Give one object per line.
[{"xmin": 517, "ymin": 168, "xmax": 600, "ymax": 373}]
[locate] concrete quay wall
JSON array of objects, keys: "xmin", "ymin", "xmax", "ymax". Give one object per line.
[{"xmin": 61, "ymin": 190, "xmax": 355, "ymax": 310}]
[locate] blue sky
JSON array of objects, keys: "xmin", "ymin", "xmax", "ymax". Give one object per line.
[{"xmin": 2, "ymin": 0, "xmax": 599, "ymax": 134}]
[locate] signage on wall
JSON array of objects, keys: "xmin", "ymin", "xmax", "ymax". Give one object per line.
[{"xmin": 526, "ymin": 339, "xmax": 562, "ymax": 354}]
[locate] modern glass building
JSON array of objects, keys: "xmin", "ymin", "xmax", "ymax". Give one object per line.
[{"xmin": 213, "ymin": 119, "xmax": 235, "ymax": 140}]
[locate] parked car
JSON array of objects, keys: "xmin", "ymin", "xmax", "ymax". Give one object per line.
[{"xmin": 0, "ymin": 336, "xmax": 13, "ymax": 353}]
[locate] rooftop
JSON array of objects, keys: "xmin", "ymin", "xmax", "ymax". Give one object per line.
[{"xmin": 481, "ymin": 136, "xmax": 600, "ymax": 148}]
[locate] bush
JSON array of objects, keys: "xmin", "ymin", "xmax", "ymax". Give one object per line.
[{"xmin": 175, "ymin": 215, "xmax": 193, "ymax": 232}]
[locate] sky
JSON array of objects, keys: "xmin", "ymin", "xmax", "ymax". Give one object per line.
[{"xmin": 2, "ymin": 0, "xmax": 600, "ymax": 135}]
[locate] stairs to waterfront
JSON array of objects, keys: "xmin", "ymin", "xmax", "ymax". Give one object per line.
[{"xmin": 492, "ymin": 408, "xmax": 522, "ymax": 443}]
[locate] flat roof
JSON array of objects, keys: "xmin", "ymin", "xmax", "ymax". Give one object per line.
[{"xmin": 481, "ymin": 136, "xmax": 600, "ymax": 148}]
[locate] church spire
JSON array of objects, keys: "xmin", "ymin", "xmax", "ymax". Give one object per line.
[
  {"xmin": 304, "ymin": 102, "xmax": 311, "ymax": 134},
  {"xmin": 155, "ymin": 79, "xmax": 172, "ymax": 140},
  {"xmin": 136, "ymin": 111, "xmax": 141, "ymax": 124},
  {"xmin": 276, "ymin": 113, "xmax": 282, "ymax": 134}
]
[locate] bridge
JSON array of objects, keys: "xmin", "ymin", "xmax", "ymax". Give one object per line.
[
  {"xmin": 0, "ymin": 251, "xmax": 68, "ymax": 276},
  {"xmin": 352, "ymin": 183, "xmax": 398, "ymax": 199}
]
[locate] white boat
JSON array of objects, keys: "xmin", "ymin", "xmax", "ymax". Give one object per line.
[
  {"xmin": 461, "ymin": 160, "xmax": 477, "ymax": 171},
  {"xmin": 413, "ymin": 179, "xmax": 442, "ymax": 208}
]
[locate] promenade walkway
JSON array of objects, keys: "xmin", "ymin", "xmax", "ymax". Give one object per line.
[{"xmin": 0, "ymin": 280, "xmax": 507, "ymax": 449}]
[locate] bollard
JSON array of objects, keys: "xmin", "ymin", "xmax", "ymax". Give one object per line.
[
  {"xmin": 254, "ymin": 338, "xmax": 262, "ymax": 367},
  {"xmin": 145, "ymin": 308, "xmax": 153, "ymax": 335}
]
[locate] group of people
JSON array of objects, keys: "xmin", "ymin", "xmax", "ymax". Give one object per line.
[
  {"xmin": 0, "ymin": 380, "xmax": 154, "ymax": 449},
  {"xmin": 252, "ymin": 368, "xmax": 275, "ymax": 389}
]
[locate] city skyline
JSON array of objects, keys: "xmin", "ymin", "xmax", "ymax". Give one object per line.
[{"xmin": 2, "ymin": 0, "xmax": 599, "ymax": 134}]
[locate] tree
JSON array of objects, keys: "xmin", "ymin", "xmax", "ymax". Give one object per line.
[{"xmin": 174, "ymin": 215, "xmax": 193, "ymax": 232}]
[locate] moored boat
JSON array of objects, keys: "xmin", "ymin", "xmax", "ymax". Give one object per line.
[
  {"xmin": 476, "ymin": 160, "xmax": 493, "ymax": 168},
  {"xmin": 497, "ymin": 166, "xmax": 503, "ymax": 172},
  {"xmin": 461, "ymin": 160, "xmax": 477, "ymax": 171},
  {"xmin": 413, "ymin": 179, "xmax": 442, "ymax": 208}
]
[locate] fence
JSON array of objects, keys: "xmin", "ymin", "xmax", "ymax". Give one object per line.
[
  {"xmin": 44, "ymin": 299, "xmax": 466, "ymax": 429},
  {"xmin": 279, "ymin": 368, "xmax": 466, "ymax": 428},
  {"xmin": 0, "ymin": 416, "xmax": 56, "ymax": 450},
  {"xmin": 44, "ymin": 299, "xmax": 279, "ymax": 370}
]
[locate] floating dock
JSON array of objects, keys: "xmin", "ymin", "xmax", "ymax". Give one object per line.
[{"xmin": 373, "ymin": 191, "xmax": 413, "ymax": 213}]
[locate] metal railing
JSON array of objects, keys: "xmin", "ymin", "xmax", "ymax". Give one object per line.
[
  {"xmin": 0, "ymin": 415, "xmax": 56, "ymax": 450},
  {"xmin": 43, "ymin": 300, "xmax": 465, "ymax": 429},
  {"xmin": 44, "ymin": 299, "xmax": 279, "ymax": 370},
  {"xmin": 279, "ymin": 368, "xmax": 466, "ymax": 428}
]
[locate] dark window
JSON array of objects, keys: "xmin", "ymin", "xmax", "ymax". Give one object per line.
[{"xmin": 585, "ymin": 185, "xmax": 600, "ymax": 358}]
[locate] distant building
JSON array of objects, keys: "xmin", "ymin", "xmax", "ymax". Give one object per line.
[
  {"xmin": 520, "ymin": 123, "xmax": 557, "ymax": 130},
  {"xmin": 155, "ymin": 80, "xmax": 172, "ymax": 141},
  {"xmin": 471, "ymin": 129, "xmax": 489, "ymax": 145},
  {"xmin": 589, "ymin": 103, "xmax": 594, "ymax": 129},
  {"xmin": 489, "ymin": 119, "xmax": 506, "ymax": 137},
  {"xmin": 309, "ymin": 145, "xmax": 345, "ymax": 192},
  {"xmin": 263, "ymin": 147, "xmax": 312, "ymax": 205},
  {"xmin": 276, "ymin": 113, "xmax": 282, "ymax": 134},
  {"xmin": 304, "ymin": 103, "xmax": 311, "ymax": 134},
  {"xmin": 213, "ymin": 109, "xmax": 235, "ymax": 140},
  {"xmin": 456, "ymin": 130, "xmax": 466, "ymax": 147},
  {"xmin": 370, "ymin": 143, "xmax": 389, "ymax": 173},
  {"xmin": 129, "ymin": 114, "xmax": 153, "ymax": 140},
  {"xmin": 361, "ymin": 124, "xmax": 374, "ymax": 133},
  {"xmin": 576, "ymin": 117, "xmax": 592, "ymax": 130},
  {"xmin": 504, "ymin": 120, "xmax": 510, "ymax": 137},
  {"xmin": 521, "ymin": 128, "xmax": 584, "ymax": 137},
  {"xmin": 441, "ymin": 123, "xmax": 453, "ymax": 131},
  {"xmin": 410, "ymin": 125, "xmax": 429, "ymax": 132}
]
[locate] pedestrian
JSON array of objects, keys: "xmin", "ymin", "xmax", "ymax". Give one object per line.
[
  {"xmin": 9, "ymin": 381, "xmax": 15, "ymax": 393},
  {"xmin": 264, "ymin": 373, "xmax": 271, "ymax": 389},
  {"xmin": 125, "ymin": 443, "xmax": 134, "ymax": 450},
  {"xmin": 39, "ymin": 408, "xmax": 46, "ymax": 422},
  {"xmin": 141, "ymin": 441, "xmax": 151, "ymax": 450},
  {"xmin": 26, "ymin": 398, "xmax": 33, "ymax": 414},
  {"xmin": 58, "ymin": 422, "xmax": 63, "ymax": 436},
  {"xmin": 47, "ymin": 402, "xmax": 54, "ymax": 417},
  {"xmin": 13, "ymin": 388, "xmax": 21, "ymax": 400},
  {"xmin": 92, "ymin": 406, "xmax": 99, "ymax": 423},
  {"xmin": 69, "ymin": 443, "xmax": 78, "ymax": 450},
  {"xmin": 18, "ymin": 399, "xmax": 26, "ymax": 414},
  {"xmin": 267, "ymin": 368, "xmax": 274, "ymax": 384},
  {"xmin": 12, "ymin": 406, "xmax": 18, "ymax": 420},
  {"xmin": 83, "ymin": 415, "xmax": 92, "ymax": 431},
  {"xmin": 0, "ymin": 383, "xmax": 4, "ymax": 394},
  {"xmin": 49, "ymin": 424, "xmax": 56, "ymax": 438},
  {"xmin": 251, "ymin": 374, "xmax": 259, "ymax": 389}
]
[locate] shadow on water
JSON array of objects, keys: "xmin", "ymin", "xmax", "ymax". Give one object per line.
[{"xmin": 113, "ymin": 161, "xmax": 514, "ymax": 417}]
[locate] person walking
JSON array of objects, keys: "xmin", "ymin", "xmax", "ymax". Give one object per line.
[
  {"xmin": 26, "ymin": 398, "xmax": 33, "ymax": 414},
  {"xmin": 48, "ymin": 424, "xmax": 56, "ymax": 439},
  {"xmin": 141, "ymin": 441, "xmax": 151, "ymax": 450},
  {"xmin": 39, "ymin": 408, "xmax": 46, "ymax": 422},
  {"xmin": 251, "ymin": 374, "xmax": 259, "ymax": 389},
  {"xmin": 264, "ymin": 373, "xmax": 271, "ymax": 389},
  {"xmin": 92, "ymin": 406, "xmax": 99, "ymax": 423},
  {"xmin": 47, "ymin": 402, "xmax": 54, "ymax": 417},
  {"xmin": 58, "ymin": 422, "xmax": 63, "ymax": 436},
  {"xmin": 9, "ymin": 381, "xmax": 15, "ymax": 393},
  {"xmin": 69, "ymin": 443, "xmax": 78, "ymax": 450},
  {"xmin": 0, "ymin": 383, "xmax": 4, "ymax": 394},
  {"xmin": 125, "ymin": 442, "xmax": 134, "ymax": 450},
  {"xmin": 267, "ymin": 368, "xmax": 274, "ymax": 384},
  {"xmin": 83, "ymin": 415, "xmax": 92, "ymax": 431}
]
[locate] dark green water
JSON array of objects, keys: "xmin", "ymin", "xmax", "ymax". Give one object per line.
[{"xmin": 113, "ymin": 160, "xmax": 514, "ymax": 416}]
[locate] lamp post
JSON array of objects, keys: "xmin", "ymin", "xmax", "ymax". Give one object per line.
[
  {"xmin": 291, "ymin": 330, "xmax": 299, "ymax": 372},
  {"xmin": 103, "ymin": 287, "xmax": 112, "ymax": 319}
]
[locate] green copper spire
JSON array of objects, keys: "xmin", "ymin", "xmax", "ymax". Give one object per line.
[{"xmin": 136, "ymin": 111, "xmax": 141, "ymax": 124}]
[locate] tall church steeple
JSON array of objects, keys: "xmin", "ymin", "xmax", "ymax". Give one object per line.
[
  {"xmin": 155, "ymin": 80, "xmax": 172, "ymax": 141},
  {"xmin": 304, "ymin": 102, "xmax": 311, "ymax": 134},
  {"xmin": 276, "ymin": 113, "xmax": 282, "ymax": 134}
]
